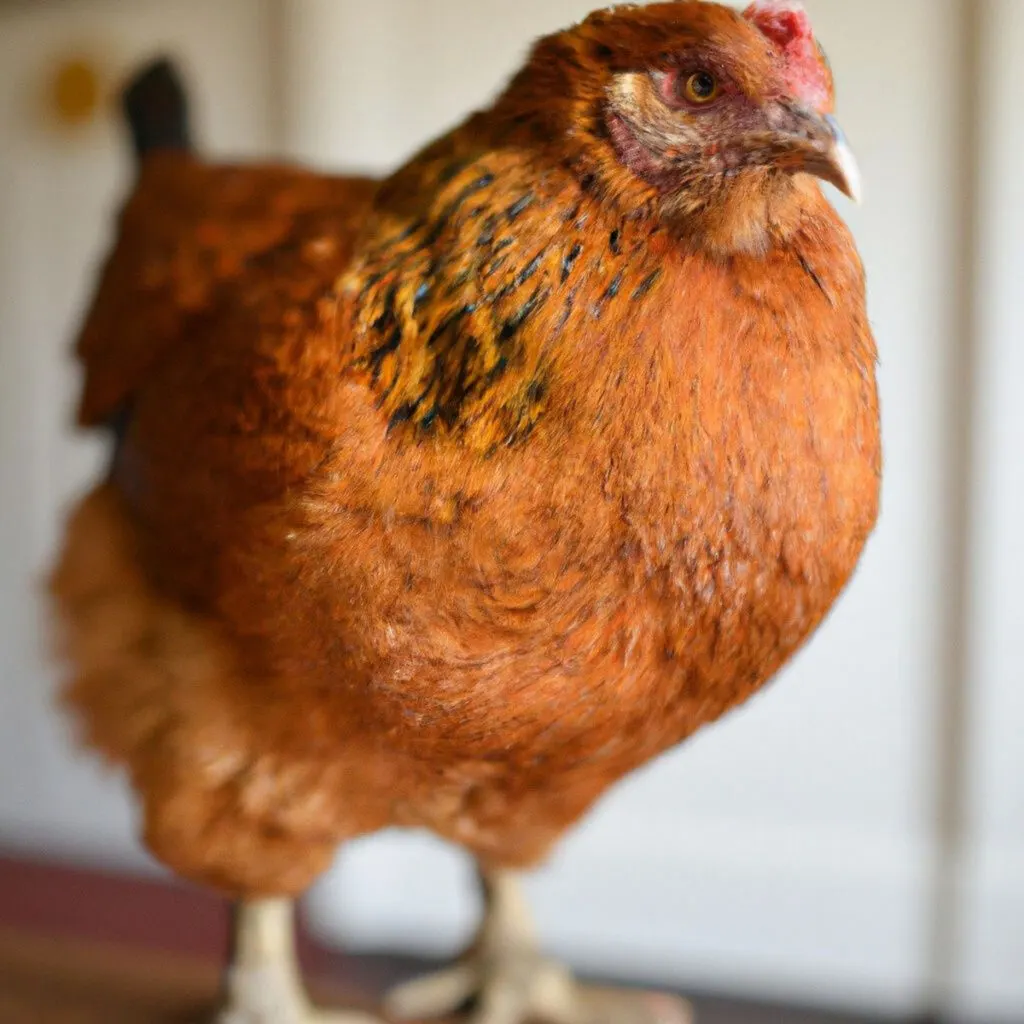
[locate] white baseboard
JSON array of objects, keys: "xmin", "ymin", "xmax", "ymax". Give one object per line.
[{"xmin": 945, "ymin": 843, "xmax": 1024, "ymax": 1024}]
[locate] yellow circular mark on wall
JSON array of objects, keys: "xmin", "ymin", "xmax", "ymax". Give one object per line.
[{"xmin": 51, "ymin": 58, "xmax": 101, "ymax": 126}]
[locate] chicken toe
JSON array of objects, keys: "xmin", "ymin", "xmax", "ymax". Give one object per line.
[
  {"xmin": 387, "ymin": 953, "xmax": 690, "ymax": 1024},
  {"xmin": 385, "ymin": 948, "xmax": 574, "ymax": 1024},
  {"xmin": 384, "ymin": 870, "xmax": 692, "ymax": 1024}
]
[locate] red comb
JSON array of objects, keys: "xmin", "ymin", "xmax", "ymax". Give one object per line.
[
  {"xmin": 743, "ymin": 0, "xmax": 814, "ymax": 49},
  {"xmin": 743, "ymin": 0, "xmax": 831, "ymax": 112}
]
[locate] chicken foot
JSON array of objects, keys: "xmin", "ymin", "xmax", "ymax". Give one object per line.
[
  {"xmin": 218, "ymin": 898, "xmax": 378, "ymax": 1024},
  {"xmin": 385, "ymin": 869, "xmax": 692, "ymax": 1024}
]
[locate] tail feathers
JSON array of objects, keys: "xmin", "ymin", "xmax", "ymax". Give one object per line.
[{"xmin": 122, "ymin": 58, "xmax": 192, "ymax": 162}]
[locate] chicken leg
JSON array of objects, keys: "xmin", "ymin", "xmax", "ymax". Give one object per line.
[
  {"xmin": 385, "ymin": 869, "xmax": 692, "ymax": 1024},
  {"xmin": 218, "ymin": 898, "xmax": 378, "ymax": 1024}
]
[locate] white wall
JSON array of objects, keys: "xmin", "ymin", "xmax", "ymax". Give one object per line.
[
  {"xmin": 946, "ymin": 3, "xmax": 1024, "ymax": 1020},
  {"xmin": 0, "ymin": 0, "xmax": 1019, "ymax": 1020}
]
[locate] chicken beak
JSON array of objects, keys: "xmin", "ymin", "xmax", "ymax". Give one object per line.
[
  {"xmin": 786, "ymin": 111, "xmax": 862, "ymax": 203},
  {"xmin": 818, "ymin": 115, "xmax": 862, "ymax": 203},
  {"xmin": 766, "ymin": 105, "xmax": 862, "ymax": 203}
]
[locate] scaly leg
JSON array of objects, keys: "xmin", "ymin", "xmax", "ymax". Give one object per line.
[
  {"xmin": 385, "ymin": 869, "xmax": 692, "ymax": 1024},
  {"xmin": 218, "ymin": 898, "xmax": 379, "ymax": 1024}
]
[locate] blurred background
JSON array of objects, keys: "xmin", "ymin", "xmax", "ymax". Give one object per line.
[{"xmin": 0, "ymin": 0, "xmax": 1021, "ymax": 1022}]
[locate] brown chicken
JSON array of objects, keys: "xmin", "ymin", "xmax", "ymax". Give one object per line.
[{"xmin": 50, "ymin": 2, "xmax": 880, "ymax": 1023}]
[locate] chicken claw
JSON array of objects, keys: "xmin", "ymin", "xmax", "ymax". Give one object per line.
[
  {"xmin": 384, "ymin": 871, "xmax": 692, "ymax": 1024},
  {"xmin": 385, "ymin": 949, "xmax": 575, "ymax": 1024},
  {"xmin": 386, "ymin": 952, "xmax": 690, "ymax": 1024}
]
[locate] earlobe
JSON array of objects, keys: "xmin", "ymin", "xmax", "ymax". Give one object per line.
[{"xmin": 652, "ymin": 70, "xmax": 686, "ymax": 109}]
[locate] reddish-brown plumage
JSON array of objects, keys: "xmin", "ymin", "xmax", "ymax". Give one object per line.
[{"xmin": 51, "ymin": 1, "xmax": 880, "ymax": 897}]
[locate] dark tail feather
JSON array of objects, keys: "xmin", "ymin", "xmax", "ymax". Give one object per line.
[
  {"xmin": 102, "ymin": 58, "xmax": 191, "ymax": 450},
  {"xmin": 122, "ymin": 58, "xmax": 192, "ymax": 162}
]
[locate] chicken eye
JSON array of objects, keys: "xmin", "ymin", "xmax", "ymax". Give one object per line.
[
  {"xmin": 684, "ymin": 71, "xmax": 719, "ymax": 104},
  {"xmin": 651, "ymin": 67, "xmax": 724, "ymax": 111}
]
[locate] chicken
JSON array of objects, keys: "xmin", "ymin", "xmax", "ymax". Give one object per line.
[{"xmin": 49, "ymin": 2, "xmax": 880, "ymax": 1024}]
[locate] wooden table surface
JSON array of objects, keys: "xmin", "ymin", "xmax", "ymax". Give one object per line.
[
  {"xmin": 0, "ymin": 851, "xmax": 899, "ymax": 1024},
  {"xmin": 0, "ymin": 927, "xmax": 372, "ymax": 1024},
  {"xmin": 0, "ymin": 928, "xmax": 218, "ymax": 1024},
  {"xmin": 0, "ymin": 929, "xmax": 895, "ymax": 1024}
]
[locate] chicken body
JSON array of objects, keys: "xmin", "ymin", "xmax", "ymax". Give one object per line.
[{"xmin": 51, "ymin": 2, "xmax": 880, "ymax": 1021}]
